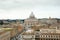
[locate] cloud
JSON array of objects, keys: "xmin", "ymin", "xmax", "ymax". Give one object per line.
[
  {"xmin": 0, "ymin": 0, "xmax": 60, "ymax": 19},
  {"xmin": 0, "ymin": 0, "xmax": 60, "ymax": 9},
  {"xmin": 0, "ymin": 0, "xmax": 33, "ymax": 9}
]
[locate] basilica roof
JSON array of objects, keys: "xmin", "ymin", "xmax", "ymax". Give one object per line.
[{"xmin": 29, "ymin": 12, "xmax": 36, "ymax": 19}]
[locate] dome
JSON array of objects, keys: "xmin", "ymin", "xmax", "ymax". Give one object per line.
[{"xmin": 29, "ymin": 12, "xmax": 35, "ymax": 18}]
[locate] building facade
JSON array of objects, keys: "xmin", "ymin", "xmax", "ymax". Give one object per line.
[{"xmin": 24, "ymin": 12, "xmax": 38, "ymax": 30}]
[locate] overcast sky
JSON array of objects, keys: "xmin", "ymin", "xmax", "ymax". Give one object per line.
[{"xmin": 0, "ymin": 0, "xmax": 60, "ymax": 19}]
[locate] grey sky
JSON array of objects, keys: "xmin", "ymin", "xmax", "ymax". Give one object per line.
[{"xmin": 0, "ymin": 0, "xmax": 60, "ymax": 19}]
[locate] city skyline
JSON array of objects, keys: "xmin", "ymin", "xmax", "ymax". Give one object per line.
[{"xmin": 0, "ymin": 0, "xmax": 60, "ymax": 19}]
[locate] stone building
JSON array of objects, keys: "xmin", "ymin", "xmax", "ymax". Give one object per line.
[
  {"xmin": 20, "ymin": 28, "xmax": 60, "ymax": 40},
  {"xmin": 0, "ymin": 29, "xmax": 10, "ymax": 40},
  {"xmin": 24, "ymin": 12, "xmax": 38, "ymax": 30},
  {"xmin": 20, "ymin": 12, "xmax": 60, "ymax": 40}
]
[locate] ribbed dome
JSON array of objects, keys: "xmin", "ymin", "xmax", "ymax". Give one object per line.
[{"xmin": 29, "ymin": 12, "xmax": 35, "ymax": 18}]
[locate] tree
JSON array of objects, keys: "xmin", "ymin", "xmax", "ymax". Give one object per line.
[{"xmin": 0, "ymin": 20, "xmax": 3, "ymax": 25}]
